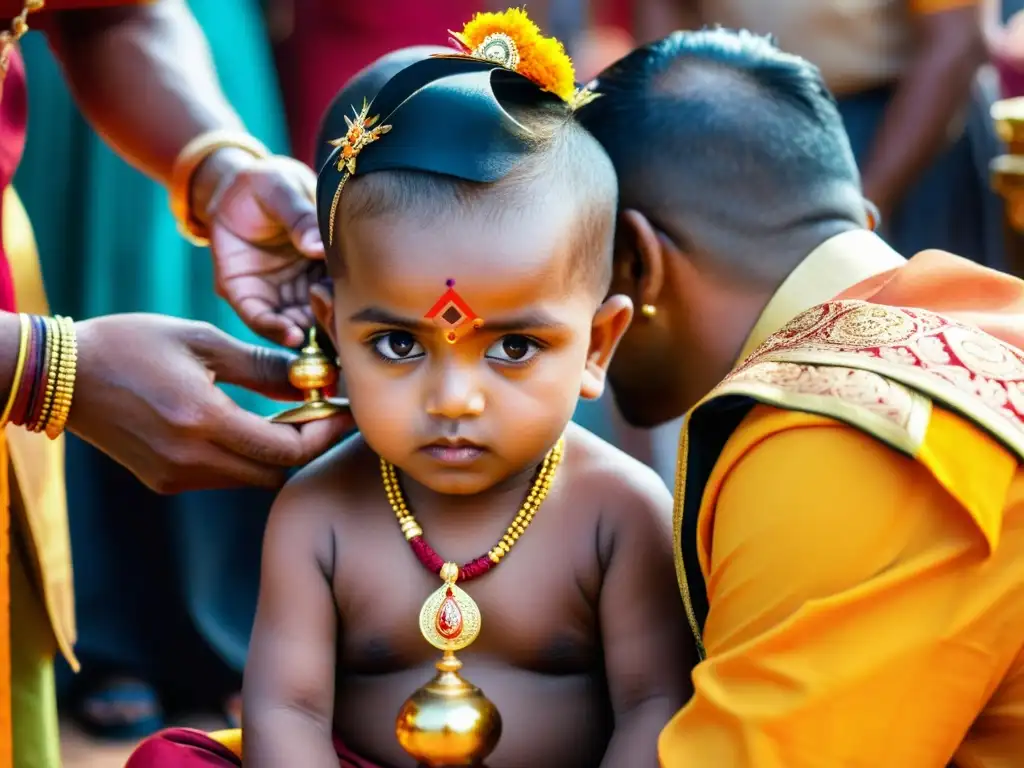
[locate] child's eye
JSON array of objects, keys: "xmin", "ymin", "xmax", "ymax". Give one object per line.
[
  {"xmin": 485, "ymin": 335, "xmax": 540, "ymax": 364},
  {"xmin": 373, "ymin": 331, "xmax": 425, "ymax": 361}
]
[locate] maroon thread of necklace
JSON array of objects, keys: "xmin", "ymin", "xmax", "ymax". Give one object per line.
[{"xmin": 379, "ymin": 437, "xmax": 566, "ymax": 581}]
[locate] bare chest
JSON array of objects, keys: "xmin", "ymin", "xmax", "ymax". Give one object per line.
[{"xmin": 331, "ymin": 510, "xmax": 604, "ymax": 677}]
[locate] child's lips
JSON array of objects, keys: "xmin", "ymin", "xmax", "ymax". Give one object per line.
[{"xmin": 420, "ymin": 440, "xmax": 487, "ymax": 465}]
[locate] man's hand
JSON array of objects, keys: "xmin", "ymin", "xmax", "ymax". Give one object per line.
[
  {"xmin": 67, "ymin": 314, "xmax": 352, "ymax": 494},
  {"xmin": 198, "ymin": 151, "xmax": 327, "ymax": 349},
  {"xmin": 45, "ymin": 2, "xmax": 325, "ymax": 349}
]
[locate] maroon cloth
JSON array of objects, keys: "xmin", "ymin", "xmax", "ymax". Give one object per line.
[
  {"xmin": 994, "ymin": 55, "xmax": 1024, "ymax": 98},
  {"xmin": 125, "ymin": 728, "xmax": 393, "ymax": 768},
  {"xmin": 274, "ymin": 0, "xmax": 478, "ymax": 165},
  {"xmin": 594, "ymin": 0, "xmax": 631, "ymax": 30},
  {"xmin": 0, "ymin": 46, "xmax": 27, "ymax": 314}
]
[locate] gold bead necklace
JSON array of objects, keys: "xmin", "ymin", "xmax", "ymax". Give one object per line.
[{"xmin": 381, "ymin": 436, "xmax": 565, "ymax": 655}]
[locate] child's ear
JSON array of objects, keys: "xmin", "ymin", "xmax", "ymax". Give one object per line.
[
  {"xmin": 310, "ymin": 281, "xmax": 339, "ymax": 352},
  {"xmin": 580, "ymin": 294, "xmax": 633, "ymax": 400}
]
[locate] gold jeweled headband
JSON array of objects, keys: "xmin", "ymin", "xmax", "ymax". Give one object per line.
[{"xmin": 326, "ymin": 100, "xmax": 392, "ymax": 245}]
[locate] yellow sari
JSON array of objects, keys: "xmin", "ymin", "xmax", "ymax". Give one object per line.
[{"xmin": 0, "ymin": 185, "xmax": 75, "ymax": 765}]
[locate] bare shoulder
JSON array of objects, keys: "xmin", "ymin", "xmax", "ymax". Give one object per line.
[
  {"xmin": 561, "ymin": 422, "xmax": 673, "ymax": 538},
  {"xmin": 274, "ymin": 432, "xmax": 380, "ymax": 518},
  {"xmin": 265, "ymin": 433, "xmax": 381, "ymax": 564}
]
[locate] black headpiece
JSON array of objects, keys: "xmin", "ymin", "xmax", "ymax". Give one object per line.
[{"xmin": 314, "ymin": 10, "xmax": 599, "ymax": 248}]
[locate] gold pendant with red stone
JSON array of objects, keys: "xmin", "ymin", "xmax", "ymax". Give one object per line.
[{"xmin": 418, "ymin": 562, "xmax": 482, "ymax": 653}]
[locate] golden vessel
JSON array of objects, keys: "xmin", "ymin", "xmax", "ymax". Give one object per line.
[
  {"xmin": 396, "ymin": 563, "xmax": 502, "ymax": 767},
  {"xmin": 270, "ymin": 327, "xmax": 349, "ymax": 424},
  {"xmin": 395, "ymin": 652, "xmax": 501, "ymax": 767}
]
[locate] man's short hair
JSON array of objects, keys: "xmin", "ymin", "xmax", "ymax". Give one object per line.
[{"xmin": 578, "ymin": 28, "xmax": 865, "ymax": 279}]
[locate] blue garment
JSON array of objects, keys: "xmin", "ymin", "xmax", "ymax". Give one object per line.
[{"xmin": 16, "ymin": 1, "xmax": 286, "ymax": 695}]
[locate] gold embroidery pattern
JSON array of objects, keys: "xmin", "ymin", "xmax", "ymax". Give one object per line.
[
  {"xmin": 730, "ymin": 362, "xmax": 915, "ymax": 427},
  {"xmin": 676, "ymin": 300, "xmax": 1024, "ymax": 653},
  {"xmin": 726, "ymin": 300, "xmax": 1024, "ymax": 458}
]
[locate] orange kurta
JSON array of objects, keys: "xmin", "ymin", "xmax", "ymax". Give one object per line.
[{"xmin": 661, "ymin": 232, "xmax": 1024, "ymax": 766}]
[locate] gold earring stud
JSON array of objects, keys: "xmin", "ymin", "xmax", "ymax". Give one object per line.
[{"xmin": 641, "ymin": 303, "xmax": 657, "ymax": 318}]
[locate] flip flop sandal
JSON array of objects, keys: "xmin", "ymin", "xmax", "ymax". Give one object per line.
[{"xmin": 75, "ymin": 676, "xmax": 165, "ymax": 741}]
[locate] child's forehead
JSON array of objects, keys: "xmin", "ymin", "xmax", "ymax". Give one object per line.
[
  {"xmin": 340, "ymin": 202, "xmax": 583, "ymax": 309},
  {"xmin": 340, "ymin": 248, "xmax": 571, "ymax": 319}
]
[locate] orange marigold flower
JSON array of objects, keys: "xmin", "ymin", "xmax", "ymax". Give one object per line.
[{"xmin": 455, "ymin": 7, "xmax": 576, "ymax": 102}]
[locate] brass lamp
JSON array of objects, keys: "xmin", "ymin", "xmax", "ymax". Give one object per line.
[{"xmin": 270, "ymin": 327, "xmax": 349, "ymax": 424}]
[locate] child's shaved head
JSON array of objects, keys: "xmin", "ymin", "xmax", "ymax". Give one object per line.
[{"xmin": 329, "ymin": 102, "xmax": 618, "ymax": 298}]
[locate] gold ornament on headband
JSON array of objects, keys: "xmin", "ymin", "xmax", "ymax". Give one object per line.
[
  {"xmin": 568, "ymin": 80, "xmax": 602, "ymax": 112},
  {"xmin": 425, "ymin": 279, "xmax": 484, "ymax": 344},
  {"xmin": 448, "ymin": 8, "xmax": 576, "ymax": 102},
  {"xmin": 326, "ymin": 99, "xmax": 392, "ymax": 245}
]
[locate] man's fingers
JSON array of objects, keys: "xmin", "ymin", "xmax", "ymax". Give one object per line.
[
  {"xmin": 283, "ymin": 306, "xmax": 313, "ymax": 330},
  {"xmin": 167, "ymin": 446, "xmax": 289, "ymax": 492},
  {"xmin": 222, "ymin": 279, "xmax": 307, "ymax": 349},
  {"xmin": 191, "ymin": 326, "xmax": 301, "ymax": 400},
  {"xmin": 295, "ymin": 412, "xmax": 356, "ymax": 459},
  {"xmin": 257, "ymin": 165, "xmax": 324, "ymax": 259},
  {"xmin": 211, "ymin": 398, "xmax": 348, "ymax": 468},
  {"xmin": 210, "ymin": 395, "xmax": 314, "ymax": 467},
  {"xmin": 210, "ymin": 395, "xmax": 354, "ymax": 471},
  {"xmin": 233, "ymin": 292, "xmax": 305, "ymax": 349}
]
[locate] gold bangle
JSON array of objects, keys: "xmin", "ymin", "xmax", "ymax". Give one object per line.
[
  {"xmin": 34, "ymin": 315, "xmax": 59, "ymax": 432},
  {"xmin": 44, "ymin": 315, "xmax": 76, "ymax": 440},
  {"xmin": 49, "ymin": 319, "xmax": 76, "ymax": 436},
  {"xmin": 169, "ymin": 130, "xmax": 271, "ymax": 247},
  {"xmin": 0, "ymin": 313, "xmax": 30, "ymax": 426},
  {"xmin": 45, "ymin": 316, "xmax": 68, "ymax": 424}
]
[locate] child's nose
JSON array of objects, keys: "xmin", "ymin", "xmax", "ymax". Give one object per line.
[{"xmin": 424, "ymin": 365, "xmax": 485, "ymax": 419}]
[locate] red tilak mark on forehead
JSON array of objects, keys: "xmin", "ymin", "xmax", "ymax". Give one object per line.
[{"xmin": 424, "ymin": 279, "xmax": 484, "ymax": 344}]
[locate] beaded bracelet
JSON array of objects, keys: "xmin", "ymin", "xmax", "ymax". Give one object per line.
[
  {"xmin": 2, "ymin": 313, "xmax": 78, "ymax": 439},
  {"xmin": 33, "ymin": 315, "xmax": 58, "ymax": 433}
]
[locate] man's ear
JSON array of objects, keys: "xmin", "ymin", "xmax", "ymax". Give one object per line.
[
  {"xmin": 580, "ymin": 294, "xmax": 633, "ymax": 400},
  {"xmin": 310, "ymin": 282, "xmax": 338, "ymax": 354},
  {"xmin": 613, "ymin": 209, "xmax": 665, "ymax": 308}
]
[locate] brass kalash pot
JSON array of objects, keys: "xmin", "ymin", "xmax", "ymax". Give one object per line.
[
  {"xmin": 270, "ymin": 327, "xmax": 349, "ymax": 423},
  {"xmin": 395, "ymin": 563, "xmax": 502, "ymax": 767},
  {"xmin": 991, "ymin": 98, "xmax": 1024, "ymax": 277}
]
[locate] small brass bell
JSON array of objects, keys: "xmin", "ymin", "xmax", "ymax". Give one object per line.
[
  {"xmin": 270, "ymin": 327, "xmax": 350, "ymax": 424},
  {"xmin": 395, "ymin": 652, "xmax": 501, "ymax": 768}
]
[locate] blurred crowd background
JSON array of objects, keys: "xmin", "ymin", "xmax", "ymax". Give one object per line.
[{"xmin": 21, "ymin": 0, "xmax": 1024, "ymax": 755}]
